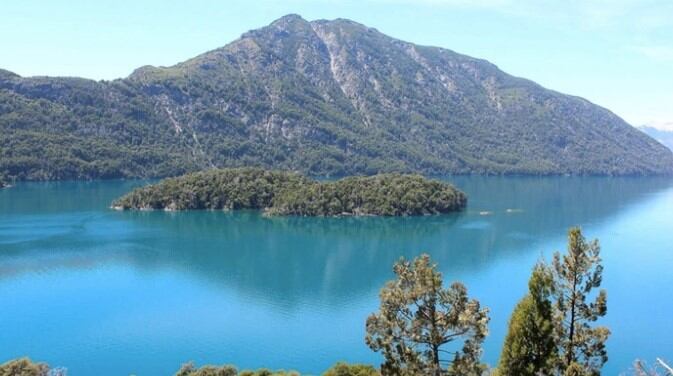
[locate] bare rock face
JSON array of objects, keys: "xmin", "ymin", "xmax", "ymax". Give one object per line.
[{"xmin": 1, "ymin": 14, "xmax": 672, "ymax": 180}]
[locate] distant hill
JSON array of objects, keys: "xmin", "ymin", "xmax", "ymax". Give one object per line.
[
  {"xmin": 639, "ymin": 126, "xmax": 673, "ymax": 151},
  {"xmin": 1, "ymin": 14, "xmax": 672, "ymax": 180}
]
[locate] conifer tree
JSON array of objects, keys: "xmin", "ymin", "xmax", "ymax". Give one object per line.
[
  {"xmin": 498, "ymin": 263, "xmax": 557, "ymax": 375},
  {"xmin": 365, "ymin": 254, "xmax": 489, "ymax": 376},
  {"xmin": 552, "ymin": 227, "xmax": 610, "ymax": 375}
]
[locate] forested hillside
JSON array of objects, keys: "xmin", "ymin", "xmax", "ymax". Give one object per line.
[{"xmin": 1, "ymin": 15, "xmax": 672, "ymax": 180}]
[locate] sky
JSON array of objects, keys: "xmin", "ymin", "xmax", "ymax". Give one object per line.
[{"xmin": 2, "ymin": 0, "xmax": 672, "ymax": 129}]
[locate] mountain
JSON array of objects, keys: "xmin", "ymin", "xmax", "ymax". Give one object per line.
[
  {"xmin": 639, "ymin": 126, "xmax": 673, "ymax": 151},
  {"xmin": 1, "ymin": 14, "xmax": 672, "ymax": 180}
]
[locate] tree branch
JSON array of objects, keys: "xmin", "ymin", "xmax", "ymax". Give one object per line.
[{"xmin": 657, "ymin": 358, "xmax": 673, "ymax": 375}]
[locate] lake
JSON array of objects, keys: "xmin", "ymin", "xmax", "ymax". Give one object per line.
[{"xmin": 1, "ymin": 176, "xmax": 672, "ymax": 375}]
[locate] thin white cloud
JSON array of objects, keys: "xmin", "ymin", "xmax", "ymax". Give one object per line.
[
  {"xmin": 632, "ymin": 45, "xmax": 673, "ymax": 62},
  {"xmin": 644, "ymin": 120, "xmax": 673, "ymax": 131}
]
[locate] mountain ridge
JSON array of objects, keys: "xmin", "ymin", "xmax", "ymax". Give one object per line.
[
  {"xmin": 639, "ymin": 126, "xmax": 673, "ymax": 151},
  {"xmin": 1, "ymin": 14, "xmax": 672, "ymax": 180}
]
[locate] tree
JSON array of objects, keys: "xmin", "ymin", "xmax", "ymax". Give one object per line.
[
  {"xmin": 174, "ymin": 362, "xmax": 299, "ymax": 376},
  {"xmin": 0, "ymin": 358, "xmax": 50, "ymax": 376},
  {"xmin": 497, "ymin": 263, "xmax": 557, "ymax": 375},
  {"xmin": 323, "ymin": 362, "xmax": 380, "ymax": 376},
  {"xmin": 174, "ymin": 362, "xmax": 237, "ymax": 376},
  {"xmin": 631, "ymin": 358, "xmax": 673, "ymax": 376},
  {"xmin": 552, "ymin": 228, "xmax": 610, "ymax": 375},
  {"xmin": 365, "ymin": 254, "xmax": 489, "ymax": 376},
  {"xmin": 564, "ymin": 362, "xmax": 589, "ymax": 376}
]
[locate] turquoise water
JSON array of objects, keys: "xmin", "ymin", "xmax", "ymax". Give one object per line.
[{"xmin": 1, "ymin": 177, "xmax": 672, "ymax": 375}]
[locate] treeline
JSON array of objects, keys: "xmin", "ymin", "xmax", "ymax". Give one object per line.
[
  {"xmin": 0, "ymin": 359, "xmax": 378, "ymax": 376},
  {"xmin": 269, "ymin": 173, "xmax": 467, "ymax": 216},
  {"xmin": 112, "ymin": 168, "xmax": 310, "ymax": 211},
  {"xmin": 4, "ymin": 228, "xmax": 667, "ymax": 375},
  {"xmin": 0, "ymin": 131, "xmax": 200, "ymax": 181},
  {"xmin": 174, "ymin": 362, "xmax": 378, "ymax": 376},
  {"xmin": 111, "ymin": 168, "xmax": 467, "ymax": 216}
]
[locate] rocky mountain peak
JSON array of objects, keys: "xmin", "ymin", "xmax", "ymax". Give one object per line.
[{"xmin": 1, "ymin": 15, "xmax": 672, "ymax": 181}]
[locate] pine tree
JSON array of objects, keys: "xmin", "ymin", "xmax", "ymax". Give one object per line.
[
  {"xmin": 497, "ymin": 263, "xmax": 557, "ymax": 375},
  {"xmin": 365, "ymin": 254, "xmax": 489, "ymax": 376},
  {"xmin": 552, "ymin": 227, "xmax": 610, "ymax": 375}
]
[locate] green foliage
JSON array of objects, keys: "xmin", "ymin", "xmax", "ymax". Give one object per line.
[
  {"xmin": 174, "ymin": 362, "xmax": 299, "ymax": 376},
  {"xmin": 552, "ymin": 228, "xmax": 610, "ymax": 375},
  {"xmin": 2, "ymin": 15, "xmax": 672, "ymax": 182},
  {"xmin": 0, "ymin": 358, "xmax": 49, "ymax": 376},
  {"xmin": 270, "ymin": 174, "xmax": 467, "ymax": 216},
  {"xmin": 238, "ymin": 370, "xmax": 300, "ymax": 376},
  {"xmin": 175, "ymin": 362, "xmax": 237, "ymax": 376},
  {"xmin": 112, "ymin": 168, "xmax": 309, "ymax": 211},
  {"xmin": 499, "ymin": 228, "xmax": 610, "ymax": 376},
  {"xmin": 564, "ymin": 362, "xmax": 590, "ymax": 376},
  {"xmin": 322, "ymin": 363, "xmax": 379, "ymax": 376},
  {"xmin": 112, "ymin": 168, "xmax": 467, "ymax": 216},
  {"xmin": 365, "ymin": 254, "xmax": 489, "ymax": 375},
  {"xmin": 497, "ymin": 263, "xmax": 557, "ymax": 375}
]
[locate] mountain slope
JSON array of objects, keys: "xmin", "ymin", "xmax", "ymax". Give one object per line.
[
  {"xmin": 639, "ymin": 126, "xmax": 673, "ymax": 151},
  {"xmin": 1, "ymin": 15, "xmax": 671, "ymax": 180}
]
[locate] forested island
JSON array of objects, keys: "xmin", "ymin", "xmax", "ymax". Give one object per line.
[{"xmin": 111, "ymin": 168, "xmax": 467, "ymax": 216}]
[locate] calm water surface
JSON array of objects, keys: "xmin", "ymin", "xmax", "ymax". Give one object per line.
[{"xmin": 1, "ymin": 177, "xmax": 672, "ymax": 375}]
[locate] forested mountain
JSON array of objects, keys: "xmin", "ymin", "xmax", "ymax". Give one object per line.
[
  {"xmin": 639, "ymin": 126, "xmax": 673, "ymax": 151},
  {"xmin": 1, "ymin": 14, "xmax": 672, "ymax": 181}
]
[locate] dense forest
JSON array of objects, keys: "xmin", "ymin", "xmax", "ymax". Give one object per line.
[
  {"xmin": 4, "ymin": 228, "xmax": 666, "ymax": 375},
  {"xmin": 268, "ymin": 173, "xmax": 466, "ymax": 216},
  {"xmin": 2, "ymin": 15, "xmax": 672, "ymax": 181},
  {"xmin": 111, "ymin": 168, "xmax": 467, "ymax": 216}
]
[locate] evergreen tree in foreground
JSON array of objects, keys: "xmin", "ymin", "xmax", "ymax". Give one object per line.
[
  {"xmin": 497, "ymin": 263, "xmax": 557, "ymax": 375},
  {"xmin": 552, "ymin": 228, "xmax": 610, "ymax": 375},
  {"xmin": 365, "ymin": 254, "xmax": 489, "ymax": 376},
  {"xmin": 498, "ymin": 227, "xmax": 610, "ymax": 376}
]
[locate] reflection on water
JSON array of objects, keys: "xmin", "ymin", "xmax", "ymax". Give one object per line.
[
  {"xmin": 0, "ymin": 176, "xmax": 672, "ymax": 375},
  {"xmin": 3, "ymin": 177, "xmax": 670, "ymax": 301}
]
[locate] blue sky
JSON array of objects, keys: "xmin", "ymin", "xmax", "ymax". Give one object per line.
[{"xmin": 2, "ymin": 0, "xmax": 672, "ymax": 129}]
